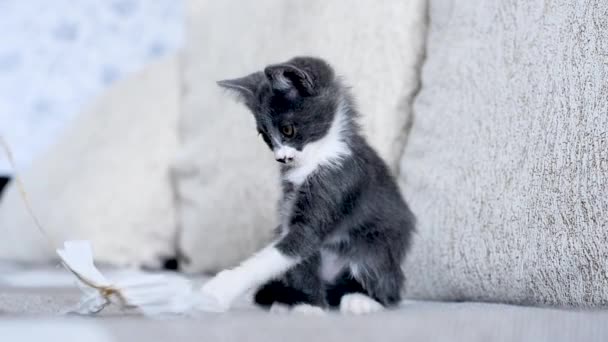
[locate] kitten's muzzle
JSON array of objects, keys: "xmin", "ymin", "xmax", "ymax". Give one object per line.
[
  {"xmin": 275, "ymin": 156, "xmax": 294, "ymax": 164},
  {"xmin": 274, "ymin": 146, "xmax": 296, "ymax": 164}
]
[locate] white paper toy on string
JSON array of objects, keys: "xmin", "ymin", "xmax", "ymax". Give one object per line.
[
  {"xmin": 1, "ymin": 136, "xmax": 223, "ymax": 316},
  {"xmin": 57, "ymin": 240, "xmax": 205, "ymax": 315}
]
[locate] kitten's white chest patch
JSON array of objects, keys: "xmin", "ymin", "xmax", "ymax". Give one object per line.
[
  {"xmin": 319, "ymin": 249, "xmax": 347, "ymax": 283},
  {"xmin": 283, "ymin": 100, "xmax": 351, "ymax": 186}
]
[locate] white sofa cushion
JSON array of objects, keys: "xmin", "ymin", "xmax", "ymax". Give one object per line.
[{"xmin": 0, "ymin": 55, "xmax": 180, "ymax": 268}]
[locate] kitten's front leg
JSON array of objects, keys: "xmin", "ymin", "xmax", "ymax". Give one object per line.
[
  {"xmin": 199, "ymin": 223, "xmax": 326, "ymax": 311},
  {"xmin": 199, "ymin": 242, "xmax": 300, "ymax": 311},
  {"xmin": 200, "ymin": 182, "xmax": 335, "ymax": 311}
]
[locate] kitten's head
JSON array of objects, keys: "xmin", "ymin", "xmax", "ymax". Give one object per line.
[{"xmin": 218, "ymin": 57, "xmax": 348, "ymax": 165}]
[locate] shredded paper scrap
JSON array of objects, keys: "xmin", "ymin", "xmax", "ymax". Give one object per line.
[{"xmin": 1, "ymin": 136, "xmax": 221, "ymax": 316}]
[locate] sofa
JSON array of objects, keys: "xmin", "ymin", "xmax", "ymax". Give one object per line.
[{"xmin": 0, "ymin": 0, "xmax": 607, "ymax": 340}]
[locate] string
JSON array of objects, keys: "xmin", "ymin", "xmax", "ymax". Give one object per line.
[
  {"xmin": 0, "ymin": 135, "xmax": 118, "ymax": 308},
  {"xmin": 0, "ymin": 135, "xmax": 55, "ymax": 248}
]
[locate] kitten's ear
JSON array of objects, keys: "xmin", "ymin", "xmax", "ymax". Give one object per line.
[
  {"xmin": 217, "ymin": 72, "xmax": 264, "ymax": 106},
  {"xmin": 264, "ymin": 63, "xmax": 316, "ymax": 97}
]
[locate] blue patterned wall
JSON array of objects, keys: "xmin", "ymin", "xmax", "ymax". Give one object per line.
[{"xmin": 0, "ymin": 0, "xmax": 184, "ymax": 173}]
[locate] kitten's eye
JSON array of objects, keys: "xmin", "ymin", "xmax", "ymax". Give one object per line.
[{"xmin": 281, "ymin": 124, "xmax": 295, "ymax": 138}]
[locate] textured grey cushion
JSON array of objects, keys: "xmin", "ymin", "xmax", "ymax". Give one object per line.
[
  {"xmin": 2, "ymin": 286, "xmax": 608, "ymax": 341},
  {"xmin": 400, "ymin": 0, "xmax": 608, "ymax": 306},
  {"xmin": 0, "ymin": 289, "xmax": 608, "ymax": 342},
  {"xmin": 3, "ymin": 267, "xmax": 607, "ymax": 340}
]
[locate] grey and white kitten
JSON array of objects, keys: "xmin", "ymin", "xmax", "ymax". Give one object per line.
[{"xmin": 200, "ymin": 57, "xmax": 415, "ymax": 314}]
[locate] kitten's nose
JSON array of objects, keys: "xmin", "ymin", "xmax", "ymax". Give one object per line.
[
  {"xmin": 275, "ymin": 157, "xmax": 293, "ymax": 164},
  {"xmin": 274, "ymin": 146, "xmax": 296, "ymax": 164}
]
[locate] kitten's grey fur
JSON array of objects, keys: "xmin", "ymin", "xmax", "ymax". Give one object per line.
[{"xmin": 218, "ymin": 57, "xmax": 415, "ymax": 311}]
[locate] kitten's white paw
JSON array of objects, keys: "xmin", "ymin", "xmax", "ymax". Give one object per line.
[
  {"xmin": 269, "ymin": 303, "xmax": 290, "ymax": 314},
  {"xmin": 339, "ymin": 293, "xmax": 383, "ymax": 315},
  {"xmin": 194, "ymin": 291, "xmax": 226, "ymax": 312},
  {"xmin": 291, "ymin": 304, "xmax": 326, "ymax": 316},
  {"xmin": 199, "ymin": 270, "xmax": 242, "ymax": 311}
]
